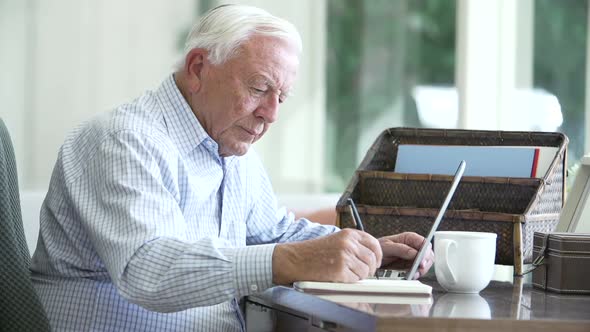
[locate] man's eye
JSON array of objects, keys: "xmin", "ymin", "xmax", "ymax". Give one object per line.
[
  {"xmin": 278, "ymin": 93, "xmax": 289, "ymax": 104},
  {"xmin": 251, "ymin": 87, "xmax": 266, "ymax": 94}
]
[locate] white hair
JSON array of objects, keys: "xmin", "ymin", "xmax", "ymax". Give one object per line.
[{"xmin": 176, "ymin": 4, "xmax": 303, "ymax": 69}]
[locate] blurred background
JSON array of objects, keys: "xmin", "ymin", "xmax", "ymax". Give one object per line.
[{"xmin": 1, "ymin": 0, "xmax": 588, "ymax": 199}]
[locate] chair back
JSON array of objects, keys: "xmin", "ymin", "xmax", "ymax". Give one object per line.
[{"xmin": 0, "ymin": 118, "xmax": 50, "ymax": 331}]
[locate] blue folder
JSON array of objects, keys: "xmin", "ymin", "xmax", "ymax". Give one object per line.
[{"xmin": 394, "ymin": 145, "xmax": 536, "ymax": 177}]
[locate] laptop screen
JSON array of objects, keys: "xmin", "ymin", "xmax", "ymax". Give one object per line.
[{"xmin": 404, "ymin": 160, "xmax": 466, "ymax": 280}]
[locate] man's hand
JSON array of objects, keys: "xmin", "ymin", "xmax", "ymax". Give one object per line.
[
  {"xmin": 272, "ymin": 229, "xmax": 383, "ymax": 285},
  {"xmin": 378, "ymin": 232, "xmax": 434, "ymax": 279}
]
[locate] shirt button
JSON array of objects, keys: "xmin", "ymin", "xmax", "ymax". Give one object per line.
[{"xmin": 250, "ymin": 284, "xmax": 258, "ymax": 292}]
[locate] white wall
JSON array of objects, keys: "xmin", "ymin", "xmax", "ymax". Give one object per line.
[
  {"xmin": 0, "ymin": 0, "xmax": 28, "ymax": 185},
  {"xmin": 1, "ymin": 0, "xmax": 198, "ymax": 190},
  {"xmin": 21, "ymin": 191, "xmax": 45, "ymax": 254}
]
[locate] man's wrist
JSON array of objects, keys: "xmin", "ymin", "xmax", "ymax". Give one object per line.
[{"xmin": 272, "ymin": 243, "xmax": 300, "ymax": 285}]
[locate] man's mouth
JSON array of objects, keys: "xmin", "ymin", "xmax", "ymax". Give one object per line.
[{"xmin": 241, "ymin": 126, "xmax": 262, "ymax": 137}]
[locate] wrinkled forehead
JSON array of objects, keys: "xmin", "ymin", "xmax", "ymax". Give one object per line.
[{"xmin": 233, "ymin": 35, "xmax": 300, "ymax": 89}]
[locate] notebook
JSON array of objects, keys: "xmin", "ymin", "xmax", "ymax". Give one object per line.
[
  {"xmin": 293, "ymin": 279, "xmax": 433, "ymax": 296},
  {"xmin": 294, "ymin": 160, "xmax": 466, "ymax": 296}
]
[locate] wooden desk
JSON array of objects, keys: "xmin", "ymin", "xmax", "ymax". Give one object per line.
[{"xmin": 245, "ymin": 276, "xmax": 590, "ymax": 331}]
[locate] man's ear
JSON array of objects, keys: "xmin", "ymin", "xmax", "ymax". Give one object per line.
[{"xmin": 183, "ymin": 48, "xmax": 208, "ymax": 93}]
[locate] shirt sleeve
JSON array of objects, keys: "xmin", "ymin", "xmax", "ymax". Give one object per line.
[
  {"xmin": 243, "ymin": 151, "xmax": 340, "ymax": 246},
  {"xmin": 69, "ymin": 130, "xmax": 274, "ymax": 313}
]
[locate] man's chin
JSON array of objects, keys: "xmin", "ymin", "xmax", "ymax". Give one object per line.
[{"xmin": 219, "ymin": 142, "xmax": 252, "ymax": 157}]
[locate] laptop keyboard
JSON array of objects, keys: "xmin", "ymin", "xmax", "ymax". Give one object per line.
[{"xmin": 370, "ymin": 269, "xmax": 407, "ymax": 280}]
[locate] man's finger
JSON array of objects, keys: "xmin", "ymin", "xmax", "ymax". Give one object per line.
[
  {"xmin": 397, "ymin": 232, "xmax": 428, "ymax": 251},
  {"xmin": 347, "ymin": 256, "xmax": 369, "ymax": 282},
  {"xmin": 354, "ymin": 243, "xmax": 379, "ymax": 276},
  {"xmin": 418, "ymin": 246, "xmax": 435, "ymax": 275},
  {"xmin": 356, "ymin": 232, "xmax": 383, "ymax": 266},
  {"xmin": 380, "ymin": 240, "xmax": 418, "ymax": 261}
]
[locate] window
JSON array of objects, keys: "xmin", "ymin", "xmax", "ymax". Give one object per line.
[
  {"xmin": 534, "ymin": 0, "xmax": 588, "ymax": 171},
  {"xmin": 325, "ymin": 0, "xmax": 456, "ymax": 192},
  {"xmin": 325, "ymin": 0, "xmax": 589, "ymax": 193}
]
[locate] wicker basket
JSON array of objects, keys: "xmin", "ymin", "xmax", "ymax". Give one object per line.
[{"xmin": 336, "ymin": 128, "xmax": 568, "ymax": 276}]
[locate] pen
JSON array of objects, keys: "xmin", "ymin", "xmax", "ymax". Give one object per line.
[
  {"xmin": 347, "ymin": 198, "xmax": 379, "ymax": 279},
  {"xmin": 347, "ymin": 198, "xmax": 364, "ymax": 231}
]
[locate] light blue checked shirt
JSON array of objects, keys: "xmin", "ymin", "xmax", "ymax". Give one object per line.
[{"xmin": 30, "ymin": 74, "xmax": 338, "ymax": 331}]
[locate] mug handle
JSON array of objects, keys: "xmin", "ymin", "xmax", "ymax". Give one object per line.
[{"xmin": 439, "ymin": 238, "xmax": 457, "ymax": 285}]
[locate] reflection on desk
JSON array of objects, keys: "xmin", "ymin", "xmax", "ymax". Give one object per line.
[
  {"xmin": 245, "ymin": 276, "xmax": 590, "ymax": 332},
  {"xmin": 315, "ymin": 293, "xmax": 432, "ymax": 305},
  {"xmin": 432, "ymin": 293, "xmax": 490, "ymax": 319},
  {"xmin": 313, "ymin": 293, "xmax": 432, "ymax": 319}
]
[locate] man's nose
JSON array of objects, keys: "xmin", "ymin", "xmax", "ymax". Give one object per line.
[{"xmin": 255, "ymin": 93, "xmax": 280, "ymax": 124}]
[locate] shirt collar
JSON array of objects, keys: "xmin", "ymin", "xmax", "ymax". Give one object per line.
[
  {"xmin": 156, "ymin": 74, "xmax": 213, "ymax": 157},
  {"xmin": 156, "ymin": 74, "xmax": 237, "ymax": 166}
]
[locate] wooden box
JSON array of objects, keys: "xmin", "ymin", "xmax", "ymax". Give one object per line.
[{"xmin": 336, "ymin": 128, "xmax": 568, "ymax": 275}]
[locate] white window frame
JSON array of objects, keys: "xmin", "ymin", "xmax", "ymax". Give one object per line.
[{"xmin": 456, "ymin": 0, "xmax": 534, "ymax": 130}]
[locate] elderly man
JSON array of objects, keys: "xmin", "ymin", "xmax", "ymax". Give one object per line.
[{"xmin": 31, "ymin": 4, "xmax": 433, "ymax": 331}]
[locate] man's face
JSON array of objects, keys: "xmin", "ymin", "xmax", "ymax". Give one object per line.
[{"xmin": 190, "ymin": 35, "xmax": 299, "ymax": 157}]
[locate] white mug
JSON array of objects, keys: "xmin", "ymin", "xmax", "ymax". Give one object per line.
[{"xmin": 434, "ymin": 231, "xmax": 497, "ymax": 293}]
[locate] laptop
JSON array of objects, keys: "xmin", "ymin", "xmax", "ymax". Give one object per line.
[
  {"xmin": 375, "ymin": 159, "xmax": 466, "ymax": 280},
  {"xmin": 292, "ymin": 160, "xmax": 466, "ymax": 296}
]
